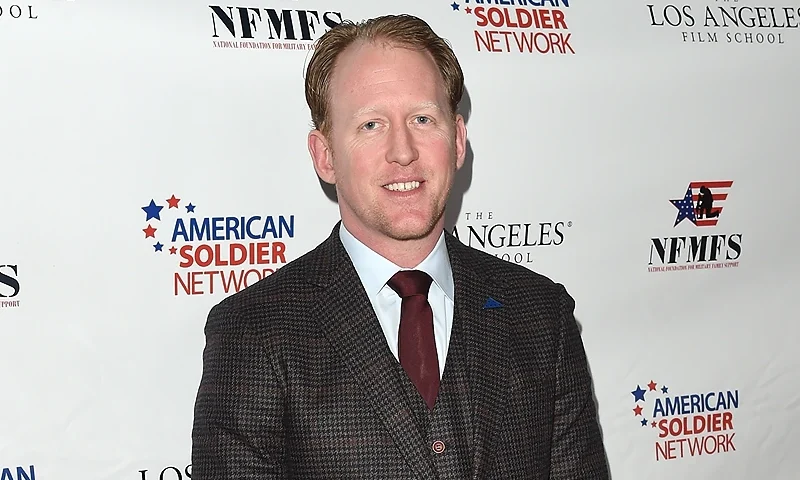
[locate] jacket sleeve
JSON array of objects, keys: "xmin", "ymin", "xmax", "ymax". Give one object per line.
[
  {"xmin": 191, "ymin": 302, "xmax": 288, "ymax": 479},
  {"xmin": 548, "ymin": 286, "xmax": 610, "ymax": 480}
]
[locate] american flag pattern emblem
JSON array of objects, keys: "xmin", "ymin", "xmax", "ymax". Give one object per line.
[{"xmin": 670, "ymin": 181, "xmax": 733, "ymax": 227}]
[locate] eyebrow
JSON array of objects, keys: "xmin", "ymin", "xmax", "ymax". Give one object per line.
[{"xmin": 351, "ymin": 101, "xmax": 444, "ymax": 118}]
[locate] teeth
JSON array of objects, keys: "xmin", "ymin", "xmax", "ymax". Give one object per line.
[{"xmin": 384, "ymin": 181, "xmax": 421, "ymax": 192}]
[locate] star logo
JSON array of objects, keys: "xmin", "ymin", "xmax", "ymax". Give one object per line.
[
  {"xmin": 670, "ymin": 186, "xmax": 696, "ymax": 227},
  {"xmin": 143, "ymin": 224, "xmax": 157, "ymax": 238},
  {"xmin": 142, "ymin": 200, "xmax": 164, "ymax": 221},
  {"xmin": 628, "ymin": 379, "xmax": 671, "ymax": 428},
  {"xmin": 139, "ymin": 195, "xmax": 196, "ymax": 255},
  {"xmin": 447, "ymin": 0, "xmax": 473, "ymax": 14},
  {"xmin": 631, "ymin": 385, "xmax": 647, "ymax": 402},
  {"xmin": 669, "ymin": 181, "xmax": 733, "ymax": 228}
]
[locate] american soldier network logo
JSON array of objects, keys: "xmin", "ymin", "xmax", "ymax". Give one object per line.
[
  {"xmin": 139, "ymin": 194, "xmax": 295, "ymax": 296},
  {"xmin": 1, "ymin": 465, "xmax": 36, "ymax": 480},
  {"xmin": 444, "ymin": 0, "xmax": 575, "ymax": 54},
  {"xmin": 630, "ymin": 380, "xmax": 739, "ymax": 461},
  {"xmin": 209, "ymin": 4, "xmax": 344, "ymax": 51},
  {"xmin": 647, "ymin": 0, "xmax": 799, "ymax": 46},
  {"xmin": 648, "ymin": 180, "xmax": 742, "ymax": 272}
]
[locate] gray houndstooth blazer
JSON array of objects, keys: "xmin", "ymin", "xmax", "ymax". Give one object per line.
[{"xmin": 191, "ymin": 223, "xmax": 609, "ymax": 479}]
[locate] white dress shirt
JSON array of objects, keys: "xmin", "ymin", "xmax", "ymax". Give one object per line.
[{"xmin": 339, "ymin": 223, "xmax": 455, "ymax": 379}]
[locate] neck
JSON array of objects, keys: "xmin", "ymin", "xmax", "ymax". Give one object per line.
[{"xmin": 342, "ymin": 220, "xmax": 444, "ymax": 269}]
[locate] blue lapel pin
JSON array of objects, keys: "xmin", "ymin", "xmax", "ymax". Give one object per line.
[{"xmin": 482, "ymin": 297, "xmax": 503, "ymax": 309}]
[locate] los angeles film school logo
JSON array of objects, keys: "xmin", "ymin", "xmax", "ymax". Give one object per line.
[
  {"xmin": 630, "ymin": 380, "xmax": 739, "ymax": 461},
  {"xmin": 139, "ymin": 464, "xmax": 191, "ymax": 480},
  {"xmin": 445, "ymin": 0, "xmax": 575, "ymax": 54},
  {"xmin": 647, "ymin": 0, "xmax": 799, "ymax": 46},
  {"xmin": 0, "ymin": 4, "xmax": 37, "ymax": 20},
  {"xmin": 451, "ymin": 211, "xmax": 572, "ymax": 265},
  {"xmin": 648, "ymin": 180, "xmax": 742, "ymax": 272},
  {"xmin": 0, "ymin": 0, "xmax": 77, "ymax": 21},
  {"xmin": 139, "ymin": 195, "xmax": 295, "ymax": 296},
  {"xmin": 208, "ymin": 4, "xmax": 344, "ymax": 50}
]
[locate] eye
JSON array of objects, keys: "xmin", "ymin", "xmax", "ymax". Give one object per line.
[
  {"xmin": 415, "ymin": 116, "xmax": 432, "ymax": 124},
  {"xmin": 362, "ymin": 121, "xmax": 378, "ymax": 130}
]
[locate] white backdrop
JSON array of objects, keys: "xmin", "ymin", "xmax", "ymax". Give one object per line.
[{"xmin": 2, "ymin": 0, "xmax": 799, "ymax": 478}]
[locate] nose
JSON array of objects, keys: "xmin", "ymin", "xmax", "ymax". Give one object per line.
[{"xmin": 386, "ymin": 123, "xmax": 419, "ymax": 166}]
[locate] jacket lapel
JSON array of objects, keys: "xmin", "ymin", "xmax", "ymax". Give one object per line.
[
  {"xmin": 445, "ymin": 234, "xmax": 513, "ymax": 480},
  {"xmin": 309, "ymin": 226, "xmax": 437, "ymax": 480}
]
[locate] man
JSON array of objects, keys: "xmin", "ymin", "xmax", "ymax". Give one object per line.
[
  {"xmin": 696, "ymin": 185, "xmax": 719, "ymax": 219},
  {"xmin": 192, "ymin": 14, "xmax": 609, "ymax": 479}
]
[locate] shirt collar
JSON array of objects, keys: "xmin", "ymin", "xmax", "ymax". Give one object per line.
[{"xmin": 339, "ymin": 223, "xmax": 454, "ymax": 301}]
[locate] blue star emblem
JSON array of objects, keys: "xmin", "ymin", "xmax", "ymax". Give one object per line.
[
  {"xmin": 186, "ymin": 203, "xmax": 196, "ymax": 213},
  {"xmin": 661, "ymin": 386, "xmax": 669, "ymax": 394},
  {"xmin": 631, "ymin": 385, "xmax": 646, "ymax": 402},
  {"xmin": 670, "ymin": 186, "xmax": 697, "ymax": 227},
  {"xmin": 483, "ymin": 297, "xmax": 503, "ymax": 309},
  {"xmin": 153, "ymin": 242, "xmax": 164, "ymax": 252},
  {"xmin": 142, "ymin": 200, "xmax": 164, "ymax": 221},
  {"xmin": 641, "ymin": 418, "xmax": 648, "ymax": 426},
  {"xmin": 451, "ymin": 2, "xmax": 460, "ymax": 10}
]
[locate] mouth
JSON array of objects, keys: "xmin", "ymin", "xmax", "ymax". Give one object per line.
[{"xmin": 383, "ymin": 180, "xmax": 422, "ymax": 192}]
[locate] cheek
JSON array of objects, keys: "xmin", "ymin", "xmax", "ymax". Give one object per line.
[
  {"xmin": 341, "ymin": 143, "xmax": 380, "ymax": 174},
  {"xmin": 423, "ymin": 128, "xmax": 456, "ymax": 153},
  {"xmin": 426, "ymin": 141, "xmax": 457, "ymax": 171}
]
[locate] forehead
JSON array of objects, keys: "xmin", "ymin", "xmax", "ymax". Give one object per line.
[{"xmin": 327, "ymin": 40, "xmax": 447, "ymax": 112}]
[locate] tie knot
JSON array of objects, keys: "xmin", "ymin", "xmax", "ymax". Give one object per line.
[{"xmin": 387, "ymin": 270, "xmax": 433, "ymax": 299}]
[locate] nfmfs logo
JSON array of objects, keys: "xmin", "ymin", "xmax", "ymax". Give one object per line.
[
  {"xmin": 139, "ymin": 194, "xmax": 295, "ymax": 296},
  {"xmin": 630, "ymin": 380, "xmax": 739, "ymax": 461},
  {"xmin": 445, "ymin": 0, "xmax": 574, "ymax": 55},
  {"xmin": 648, "ymin": 180, "xmax": 742, "ymax": 272},
  {"xmin": 209, "ymin": 5, "xmax": 343, "ymax": 50}
]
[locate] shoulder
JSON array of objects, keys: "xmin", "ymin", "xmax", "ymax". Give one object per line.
[
  {"xmin": 203, "ymin": 239, "xmax": 330, "ymax": 335},
  {"xmin": 449, "ymin": 236, "xmax": 571, "ymax": 309},
  {"xmin": 449, "ymin": 239, "xmax": 579, "ymax": 353}
]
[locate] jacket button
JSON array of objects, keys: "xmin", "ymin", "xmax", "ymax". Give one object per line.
[{"xmin": 432, "ymin": 440, "xmax": 446, "ymax": 454}]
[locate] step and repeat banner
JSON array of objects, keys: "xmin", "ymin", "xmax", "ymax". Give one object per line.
[{"xmin": 2, "ymin": 0, "xmax": 799, "ymax": 478}]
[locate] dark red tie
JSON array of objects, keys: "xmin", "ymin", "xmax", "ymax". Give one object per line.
[{"xmin": 388, "ymin": 270, "xmax": 440, "ymax": 410}]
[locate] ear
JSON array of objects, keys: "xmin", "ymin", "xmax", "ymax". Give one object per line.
[
  {"xmin": 308, "ymin": 130, "xmax": 335, "ymax": 184},
  {"xmin": 454, "ymin": 114, "xmax": 467, "ymax": 171}
]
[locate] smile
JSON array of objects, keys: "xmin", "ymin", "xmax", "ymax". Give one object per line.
[{"xmin": 383, "ymin": 181, "xmax": 421, "ymax": 192}]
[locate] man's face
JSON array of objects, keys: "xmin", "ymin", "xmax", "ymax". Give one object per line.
[{"xmin": 309, "ymin": 41, "xmax": 467, "ymax": 244}]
